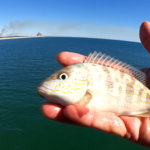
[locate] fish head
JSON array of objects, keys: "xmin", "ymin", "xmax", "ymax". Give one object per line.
[{"xmin": 37, "ymin": 64, "xmax": 88, "ymax": 106}]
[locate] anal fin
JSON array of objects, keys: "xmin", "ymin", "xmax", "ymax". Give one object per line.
[{"xmin": 136, "ymin": 111, "xmax": 150, "ymax": 117}]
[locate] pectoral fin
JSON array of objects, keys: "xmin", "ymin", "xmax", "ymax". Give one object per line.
[{"xmin": 78, "ymin": 90, "xmax": 92, "ymax": 106}]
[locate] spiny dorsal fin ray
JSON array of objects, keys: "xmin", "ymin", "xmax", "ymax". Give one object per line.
[{"xmin": 83, "ymin": 51, "xmax": 146, "ymax": 85}]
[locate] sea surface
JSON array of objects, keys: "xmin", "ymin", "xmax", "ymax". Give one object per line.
[{"xmin": 0, "ymin": 37, "xmax": 149, "ymax": 150}]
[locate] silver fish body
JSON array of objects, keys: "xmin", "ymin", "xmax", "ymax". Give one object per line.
[{"xmin": 38, "ymin": 52, "xmax": 150, "ymax": 117}]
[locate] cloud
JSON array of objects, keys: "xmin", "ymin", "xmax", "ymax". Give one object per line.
[
  {"xmin": 0, "ymin": 20, "xmax": 36, "ymax": 36},
  {"xmin": 0, "ymin": 20, "xmax": 139, "ymax": 42}
]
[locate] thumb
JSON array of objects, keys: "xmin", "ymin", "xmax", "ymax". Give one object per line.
[{"xmin": 139, "ymin": 21, "xmax": 150, "ymax": 53}]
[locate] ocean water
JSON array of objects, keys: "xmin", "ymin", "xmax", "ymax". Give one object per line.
[{"xmin": 0, "ymin": 37, "xmax": 149, "ymax": 150}]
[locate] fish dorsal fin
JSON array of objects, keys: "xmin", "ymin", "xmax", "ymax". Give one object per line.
[{"xmin": 84, "ymin": 51, "xmax": 146, "ymax": 85}]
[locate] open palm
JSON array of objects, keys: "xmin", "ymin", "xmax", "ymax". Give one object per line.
[{"xmin": 41, "ymin": 21, "xmax": 150, "ymax": 147}]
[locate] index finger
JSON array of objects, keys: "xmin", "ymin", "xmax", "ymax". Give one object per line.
[{"xmin": 57, "ymin": 52, "xmax": 86, "ymax": 66}]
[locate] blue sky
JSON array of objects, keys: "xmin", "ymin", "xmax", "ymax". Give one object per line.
[{"xmin": 0, "ymin": 0, "xmax": 150, "ymax": 41}]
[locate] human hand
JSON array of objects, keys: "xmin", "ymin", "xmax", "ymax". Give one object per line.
[
  {"xmin": 140, "ymin": 21, "xmax": 150, "ymax": 88},
  {"xmin": 41, "ymin": 21, "xmax": 150, "ymax": 147}
]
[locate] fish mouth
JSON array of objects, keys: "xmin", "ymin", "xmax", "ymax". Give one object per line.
[
  {"xmin": 37, "ymin": 86, "xmax": 64, "ymax": 104},
  {"xmin": 37, "ymin": 86, "xmax": 51, "ymax": 98},
  {"xmin": 38, "ymin": 90, "xmax": 45, "ymax": 98},
  {"xmin": 37, "ymin": 88, "xmax": 46, "ymax": 98}
]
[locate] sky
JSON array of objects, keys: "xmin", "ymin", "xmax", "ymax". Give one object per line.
[{"xmin": 0, "ymin": 0, "xmax": 150, "ymax": 42}]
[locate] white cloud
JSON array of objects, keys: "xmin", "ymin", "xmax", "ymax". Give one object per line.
[{"xmin": 0, "ymin": 20, "xmax": 139, "ymax": 42}]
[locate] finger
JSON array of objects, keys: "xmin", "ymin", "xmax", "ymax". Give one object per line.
[
  {"xmin": 57, "ymin": 51, "xmax": 85, "ymax": 66},
  {"xmin": 64, "ymin": 105, "xmax": 150, "ymax": 146},
  {"xmin": 139, "ymin": 21, "xmax": 150, "ymax": 53},
  {"xmin": 41, "ymin": 102, "xmax": 73, "ymax": 124},
  {"xmin": 63, "ymin": 104, "xmax": 127, "ymax": 137},
  {"xmin": 138, "ymin": 118, "xmax": 150, "ymax": 147},
  {"xmin": 63, "ymin": 104, "xmax": 93, "ymax": 126},
  {"xmin": 120, "ymin": 116, "xmax": 141, "ymax": 141}
]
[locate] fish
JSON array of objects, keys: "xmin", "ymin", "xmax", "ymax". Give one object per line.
[{"xmin": 37, "ymin": 51, "xmax": 150, "ymax": 117}]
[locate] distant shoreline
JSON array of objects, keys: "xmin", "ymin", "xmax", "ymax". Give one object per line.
[
  {"xmin": 0, "ymin": 36, "xmax": 140, "ymax": 43},
  {"xmin": 0, "ymin": 36, "xmax": 42, "ymax": 40}
]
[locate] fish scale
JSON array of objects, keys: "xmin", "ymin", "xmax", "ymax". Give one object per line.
[{"xmin": 38, "ymin": 51, "xmax": 150, "ymax": 117}]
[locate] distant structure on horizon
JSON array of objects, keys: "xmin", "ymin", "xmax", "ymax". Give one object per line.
[{"xmin": 37, "ymin": 32, "xmax": 43, "ymax": 37}]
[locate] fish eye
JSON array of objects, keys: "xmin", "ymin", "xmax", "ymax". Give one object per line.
[{"xmin": 58, "ymin": 73, "xmax": 68, "ymax": 80}]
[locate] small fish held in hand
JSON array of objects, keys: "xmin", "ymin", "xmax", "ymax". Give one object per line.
[{"xmin": 38, "ymin": 51, "xmax": 150, "ymax": 117}]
